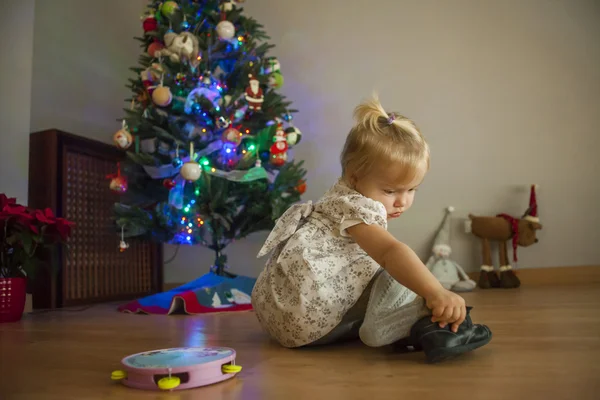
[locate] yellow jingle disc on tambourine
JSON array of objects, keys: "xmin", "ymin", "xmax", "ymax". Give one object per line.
[
  {"xmin": 157, "ymin": 376, "xmax": 181, "ymax": 390},
  {"xmin": 111, "ymin": 370, "xmax": 127, "ymax": 380},
  {"xmin": 222, "ymin": 364, "xmax": 242, "ymax": 374}
]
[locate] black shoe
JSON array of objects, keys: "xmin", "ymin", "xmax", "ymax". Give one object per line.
[{"xmin": 409, "ymin": 306, "xmax": 492, "ymax": 363}]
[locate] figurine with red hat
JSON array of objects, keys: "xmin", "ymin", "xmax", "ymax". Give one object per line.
[
  {"xmin": 244, "ymin": 73, "xmax": 264, "ymax": 111},
  {"xmin": 269, "ymin": 122, "xmax": 288, "ymax": 166}
]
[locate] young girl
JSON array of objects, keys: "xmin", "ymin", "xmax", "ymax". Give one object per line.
[{"xmin": 251, "ymin": 95, "xmax": 492, "ymax": 363}]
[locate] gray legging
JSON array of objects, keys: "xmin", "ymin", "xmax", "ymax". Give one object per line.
[{"xmin": 305, "ymin": 268, "xmax": 432, "ymax": 347}]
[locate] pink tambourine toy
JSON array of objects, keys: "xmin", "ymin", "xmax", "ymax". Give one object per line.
[{"xmin": 110, "ymin": 346, "xmax": 242, "ymax": 391}]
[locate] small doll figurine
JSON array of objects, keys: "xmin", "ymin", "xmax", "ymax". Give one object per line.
[{"xmin": 426, "ymin": 206, "xmax": 476, "ymax": 292}]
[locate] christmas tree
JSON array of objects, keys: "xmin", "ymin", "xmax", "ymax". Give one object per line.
[{"xmin": 110, "ymin": 0, "xmax": 307, "ymax": 277}]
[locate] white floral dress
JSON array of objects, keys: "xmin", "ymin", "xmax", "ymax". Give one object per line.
[{"xmin": 252, "ymin": 179, "xmax": 388, "ymax": 348}]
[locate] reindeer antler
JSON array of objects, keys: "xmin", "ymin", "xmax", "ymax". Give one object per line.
[{"xmin": 521, "ymin": 205, "xmax": 532, "ymax": 219}]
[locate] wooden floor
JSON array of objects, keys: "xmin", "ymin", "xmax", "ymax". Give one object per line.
[{"xmin": 1, "ymin": 283, "xmax": 599, "ymax": 400}]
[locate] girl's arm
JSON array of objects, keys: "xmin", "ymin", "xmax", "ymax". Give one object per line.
[
  {"xmin": 347, "ymin": 223, "xmax": 444, "ymax": 299},
  {"xmin": 347, "ymin": 222, "xmax": 467, "ymax": 331}
]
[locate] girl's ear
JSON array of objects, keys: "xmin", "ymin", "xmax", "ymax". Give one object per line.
[{"xmin": 348, "ymin": 173, "xmax": 358, "ymax": 190}]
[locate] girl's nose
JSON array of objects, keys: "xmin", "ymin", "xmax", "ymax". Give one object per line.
[{"xmin": 395, "ymin": 197, "xmax": 407, "ymax": 208}]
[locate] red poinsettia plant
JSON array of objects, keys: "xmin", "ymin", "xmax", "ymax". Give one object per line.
[{"xmin": 0, "ymin": 194, "xmax": 74, "ymax": 279}]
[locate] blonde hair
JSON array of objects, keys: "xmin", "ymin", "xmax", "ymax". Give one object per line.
[{"xmin": 340, "ymin": 94, "xmax": 430, "ymax": 184}]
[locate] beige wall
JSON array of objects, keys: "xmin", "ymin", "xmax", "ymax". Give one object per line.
[
  {"xmin": 30, "ymin": 0, "xmax": 147, "ymax": 142},
  {"xmin": 3, "ymin": 0, "xmax": 599, "ymax": 284},
  {"xmin": 0, "ymin": 0, "xmax": 35, "ymax": 204}
]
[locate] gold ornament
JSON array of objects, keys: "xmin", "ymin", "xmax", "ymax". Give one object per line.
[{"xmin": 152, "ymin": 86, "xmax": 172, "ymax": 107}]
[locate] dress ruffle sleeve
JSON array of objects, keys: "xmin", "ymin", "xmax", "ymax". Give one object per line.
[{"xmin": 326, "ymin": 194, "xmax": 388, "ymax": 237}]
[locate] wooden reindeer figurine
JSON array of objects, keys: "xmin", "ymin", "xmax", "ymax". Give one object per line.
[{"xmin": 468, "ymin": 185, "xmax": 542, "ymax": 289}]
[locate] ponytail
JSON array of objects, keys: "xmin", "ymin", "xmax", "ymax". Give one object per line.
[{"xmin": 340, "ymin": 93, "xmax": 430, "ymax": 181}]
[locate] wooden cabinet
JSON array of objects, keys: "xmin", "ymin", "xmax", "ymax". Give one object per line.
[{"xmin": 27, "ymin": 129, "xmax": 163, "ymax": 309}]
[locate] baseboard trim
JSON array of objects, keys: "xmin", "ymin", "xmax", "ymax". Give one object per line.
[
  {"xmin": 467, "ymin": 265, "xmax": 600, "ymax": 286},
  {"xmin": 163, "ymin": 266, "xmax": 600, "ymax": 292}
]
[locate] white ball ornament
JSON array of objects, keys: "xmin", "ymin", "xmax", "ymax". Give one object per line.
[
  {"xmin": 216, "ymin": 21, "xmax": 235, "ymax": 40},
  {"xmin": 180, "ymin": 142, "xmax": 202, "ymax": 181},
  {"xmin": 181, "ymin": 161, "xmax": 202, "ymax": 181}
]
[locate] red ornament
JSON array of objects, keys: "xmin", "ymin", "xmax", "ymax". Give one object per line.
[
  {"xmin": 106, "ymin": 162, "xmax": 128, "ymax": 193},
  {"xmin": 147, "ymin": 41, "xmax": 164, "ymax": 57},
  {"xmin": 143, "ymin": 16, "xmax": 158, "ymax": 32},
  {"xmin": 296, "ymin": 180, "xmax": 307, "ymax": 194},
  {"xmin": 163, "ymin": 178, "xmax": 176, "ymax": 190}
]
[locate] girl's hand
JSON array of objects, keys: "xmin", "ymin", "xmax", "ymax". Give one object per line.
[{"xmin": 425, "ymin": 288, "xmax": 466, "ymax": 332}]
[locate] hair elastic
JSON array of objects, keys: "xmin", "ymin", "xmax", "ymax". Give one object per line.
[{"xmin": 387, "ymin": 113, "xmax": 396, "ymax": 125}]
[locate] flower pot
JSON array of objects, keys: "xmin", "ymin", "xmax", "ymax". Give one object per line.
[{"xmin": 0, "ymin": 277, "xmax": 27, "ymax": 323}]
